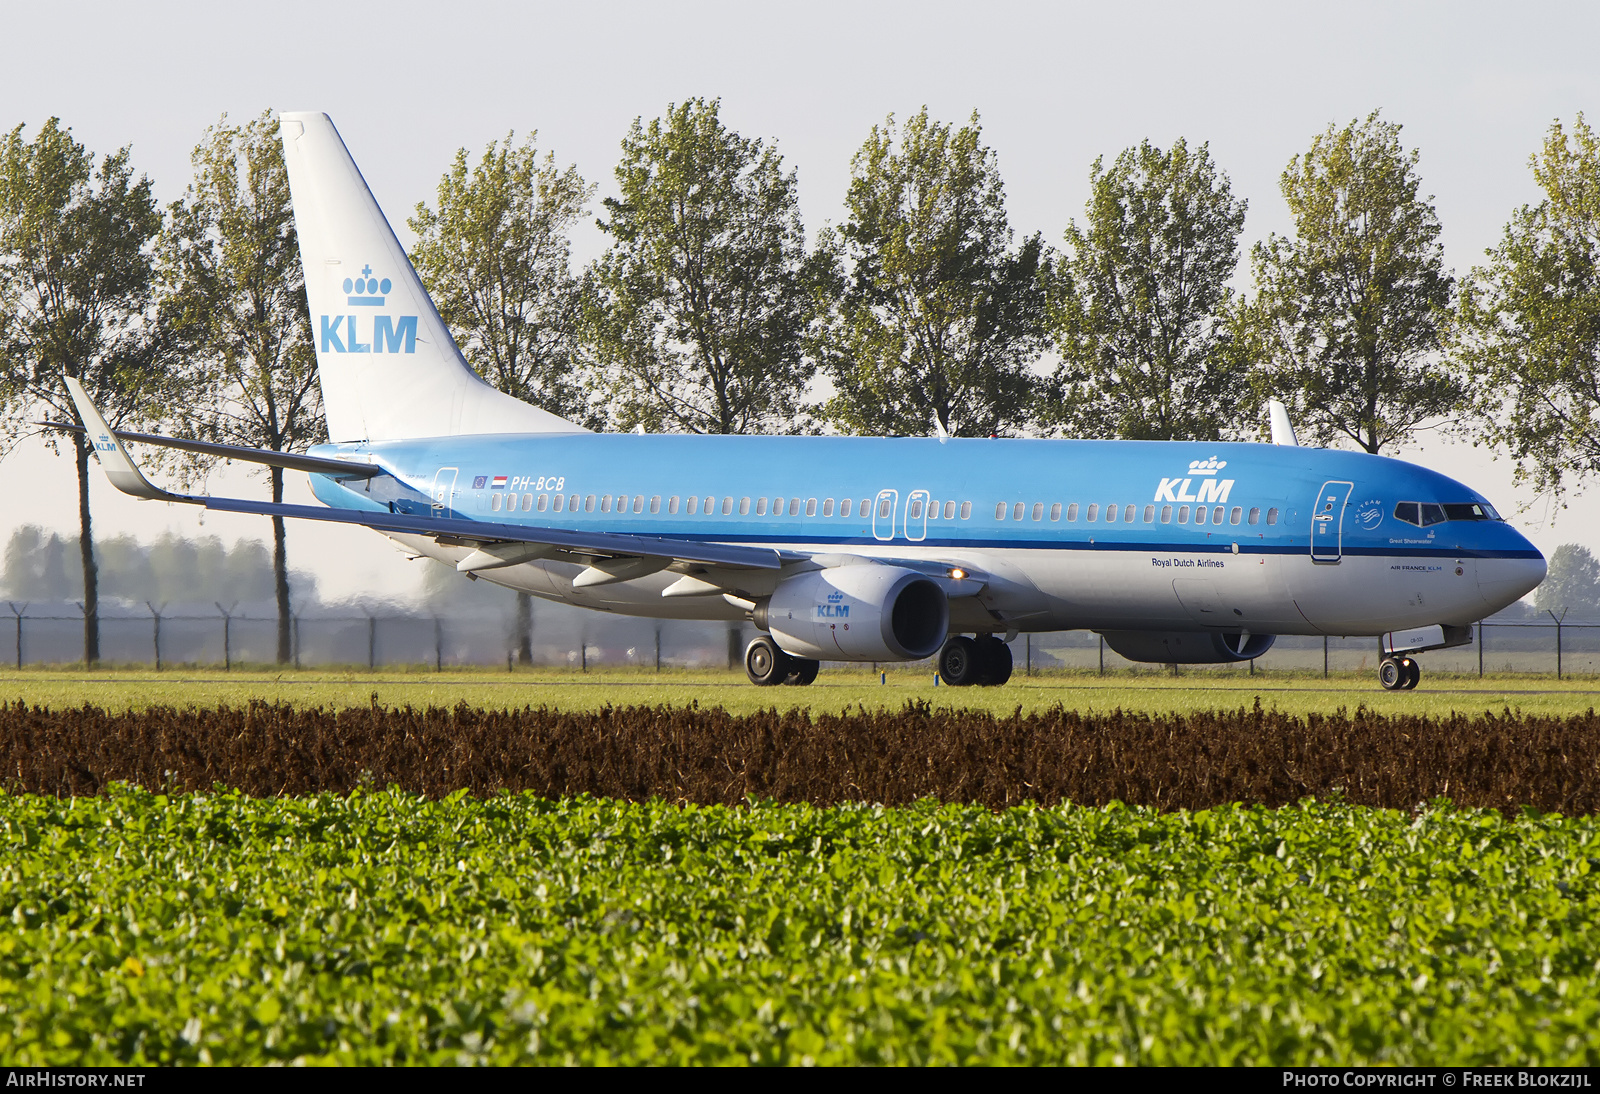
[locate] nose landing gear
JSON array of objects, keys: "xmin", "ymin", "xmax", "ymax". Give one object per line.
[{"xmin": 1379, "ymin": 656, "xmax": 1420, "ymax": 690}]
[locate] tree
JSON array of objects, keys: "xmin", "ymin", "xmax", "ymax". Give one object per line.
[
  {"xmin": 1249, "ymin": 111, "xmax": 1458, "ymax": 453},
  {"xmin": 1451, "ymin": 115, "xmax": 1600, "ymax": 502},
  {"xmin": 410, "ymin": 131, "xmax": 595, "ymax": 663},
  {"xmin": 818, "ymin": 108, "xmax": 1048, "ymax": 438},
  {"xmin": 1534, "ymin": 543, "xmax": 1600, "ymax": 617},
  {"xmin": 161, "ymin": 110, "xmax": 322, "ymax": 664},
  {"xmin": 1046, "ymin": 138, "xmax": 1250, "ymax": 440},
  {"xmin": 0, "ymin": 118, "xmax": 168, "ymax": 664},
  {"xmin": 589, "ymin": 98, "xmax": 814, "ymax": 435},
  {"xmin": 410, "ymin": 132, "xmax": 595, "ymax": 422}
]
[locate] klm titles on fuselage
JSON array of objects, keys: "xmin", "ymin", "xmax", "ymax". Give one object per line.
[
  {"xmin": 320, "ymin": 264, "xmax": 417, "ymax": 354},
  {"xmin": 1153, "ymin": 458, "xmax": 1235, "ymax": 505}
]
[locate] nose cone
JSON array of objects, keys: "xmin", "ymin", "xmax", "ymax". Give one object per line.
[{"xmin": 1478, "ymin": 545, "xmax": 1547, "ymax": 614}]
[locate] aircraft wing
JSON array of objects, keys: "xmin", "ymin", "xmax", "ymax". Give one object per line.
[
  {"xmin": 39, "ymin": 419, "xmax": 382, "ymax": 478},
  {"xmin": 63, "ymin": 379, "xmax": 784, "ymax": 573}
]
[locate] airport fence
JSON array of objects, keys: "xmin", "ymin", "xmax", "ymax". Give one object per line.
[{"xmin": 4, "ymin": 601, "xmax": 1598, "ymax": 678}]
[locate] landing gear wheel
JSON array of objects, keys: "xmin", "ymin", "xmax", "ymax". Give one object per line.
[
  {"xmin": 1401, "ymin": 657, "xmax": 1420, "ymax": 690},
  {"xmin": 973, "ymin": 635, "xmax": 1013, "ymax": 687},
  {"xmin": 784, "ymin": 658, "xmax": 819, "ymax": 686},
  {"xmin": 1378, "ymin": 657, "xmax": 1404, "ymax": 690},
  {"xmin": 939, "ymin": 636, "xmax": 982, "ymax": 686},
  {"xmin": 745, "ymin": 636, "xmax": 793, "ymax": 687}
]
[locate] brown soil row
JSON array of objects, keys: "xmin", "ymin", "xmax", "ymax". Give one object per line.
[{"xmin": 2, "ymin": 700, "xmax": 1596, "ymax": 813}]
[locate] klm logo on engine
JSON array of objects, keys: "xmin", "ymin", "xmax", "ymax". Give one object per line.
[
  {"xmin": 1155, "ymin": 457, "xmax": 1234, "ymax": 504},
  {"xmin": 319, "ymin": 264, "xmax": 417, "ymax": 354},
  {"xmin": 817, "ymin": 590, "xmax": 850, "ymax": 618}
]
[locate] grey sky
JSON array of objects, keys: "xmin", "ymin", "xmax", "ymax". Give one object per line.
[{"xmin": 3, "ymin": 0, "xmax": 1597, "ymax": 602}]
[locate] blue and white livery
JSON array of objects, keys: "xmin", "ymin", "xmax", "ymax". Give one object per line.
[{"xmin": 67, "ymin": 113, "xmax": 1546, "ymax": 690}]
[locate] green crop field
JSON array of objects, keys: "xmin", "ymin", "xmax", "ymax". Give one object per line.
[
  {"xmin": 1, "ymin": 788, "xmax": 1595, "ymax": 1065},
  {"xmin": 2, "ymin": 665, "xmax": 1599, "ymax": 718}
]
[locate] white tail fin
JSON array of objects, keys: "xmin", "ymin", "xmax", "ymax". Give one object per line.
[{"xmin": 278, "ymin": 112, "xmax": 586, "ymax": 441}]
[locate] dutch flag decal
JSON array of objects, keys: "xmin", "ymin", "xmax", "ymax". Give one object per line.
[{"xmin": 491, "ymin": 476, "xmax": 507, "ymax": 489}]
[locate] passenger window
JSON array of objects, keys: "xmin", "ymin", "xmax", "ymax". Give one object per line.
[
  {"xmin": 1267, "ymin": 507, "xmax": 1279, "ymax": 525},
  {"xmin": 755, "ymin": 498, "xmax": 767, "ymax": 516},
  {"xmin": 909, "ymin": 499, "xmax": 922, "ymax": 519},
  {"xmin": 1212, "ymin": 506, "xmax": 1225, "ymax": 524},
  {"xmin": 821, "ymin": 498, "xmax": 832, "ymax": 517},
  {"xmin": 806, "ymin": 498, "xmax": 817, "ymax": 517},
  {"xmin": 1248, "ymin": 507, "xmax": 1259, "ymax": 525},
  {"xmin": 585, "ymin": 495, "xmax": 596, "ymax": 512},
  {"xmin": 569, "ymin": 495, "xmax": 578, "ymax": 512},
  {"xmin": 926, "ymin": 499, "xmax": 938, "ymax": 520},
  {"xmin": 668, "ymin": 496, "xmax": 680, "ymax": 514},
  {"xmin": 944, "ymin": 501, "xmax": 956, "ymax": 520},
  {"xmin": 860, "ymin": 499, "xmax": 872, "ymax": 518},
  {"xmin": 995, "ymin": 502, "xmax": 1007, "ymax": 520},
  {"xmin": 739, "ymin": 497, "xmax": 750, "ymax": 515},
  {"xmin": 491, "ymin": 493, "xmax": 503, "ymax": 512},
  {"xmin": 1105, "ymin": 503, "xmax": 1117, "ymax": 524},
  {"xmin": 600, "ymin": 495, "xmax": 612, "ymax": 513},
  {"xmin": 686, "ymin": 495, "xmax": 699, "ymax": 515},
  {"xmin": 1124, "ymin": 504, "xmax": 1136, "ymax": 523},
  {"xmin": 1031, "ymin": 503, "xmax": 1043, "ymax": 521},
  {"xmin": 1050, "ymin": 503, "xmax": 1061, "ymax": 521},
  {"xmin": 1143, "ymin": 504, "xmax": 1154, "ymax": 523},
  {"xmin": 704, "ymin": 496, "xmax": 714, "ymax": 514},
  {"xmin": 1086, "ymin": 503, "xmax": 1098, "ymax": 522},
  {"xmin": 877, "ymin": 498, "xmax": 891, "ymax": 518},
  {"xmin": 1161, "ymin": 504, "xmax": 1172, "ymax": 524},
  {"xmin": 1194, "ymin": 505, "xmax": 1207, "ymax": 525},
  {"xmin": 1230, "ymin": 507, "xmax": 1241, "ymax": 525},
  {"xmin": 651, "ymin": 495, "xmax": 662, "ymax": 514},
  {"xmin": 959, "ymin": 501, "xmax": 972, "ymax": 519},
  {"xmin": 1178, "ymin": 505, "xmax": 1190, "ymax": 523},
  {"xmin": 1013, "ymin": 502, "xmax": 1024, "ymax": 521},
  {"xmin": 1066, "ymin": 503, "xmax": 1078, "ymax": 522},
  {"xmin": 722, "ymin": 497, "xmax": 734, "ymax": 515},
  {"xmin": 633, "ymin": 496, "xmax": 644, "ymax": 514},
  {"xmin": 840, "ymin": 498, "xmax": 852, "ymax": 518}
]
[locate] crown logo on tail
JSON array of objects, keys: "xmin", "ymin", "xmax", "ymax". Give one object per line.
[{"xmin": 344, "ymin": 264, "xmax": 390, "ymax": 306}]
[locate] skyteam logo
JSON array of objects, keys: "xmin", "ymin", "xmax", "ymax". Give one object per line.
[
  {"xmin": 1155, "ymin": 457, "xmax": 1234, "ymax": 504},
  {"xmin": 320, "ymin": 262, "xmax": 417, "ymax": 355}
]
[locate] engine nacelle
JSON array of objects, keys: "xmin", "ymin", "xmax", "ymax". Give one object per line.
[
  {"xmin": 755, "ymin": 565, "xmax": 949, "ymax": 662},
  {"xmin": 1099, "ymin": 629, "xmax": 1276, "ymax": 664}
]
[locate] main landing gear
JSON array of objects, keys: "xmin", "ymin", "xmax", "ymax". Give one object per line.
[
  {"xmin": 744, "ymin": 636, "xmax": 820, "ymax": 687},
  {"xmin": 1378, "ymin": 656, "xmax": 1420, "ymax": 691},
  {"xmin": 938, "ymin": 635, "xmax": 1014, "ymax": 687}
]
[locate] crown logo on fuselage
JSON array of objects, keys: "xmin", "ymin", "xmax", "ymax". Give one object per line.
[
  {"xmin": 1188, "ymin": 457, "xmax": 1227, "ymax": 476},
  {"xmin": 344, "ymin": 264, "xmax": 390, "ymax": 306}
]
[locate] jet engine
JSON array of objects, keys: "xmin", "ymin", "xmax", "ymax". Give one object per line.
[
  {"xmin": 1098, "ymin": 629, "xmax": 1276, "ymax": 664},
  {"xmin": 754, "ymin": 565, "xmax": 948, "ymax": 661}
]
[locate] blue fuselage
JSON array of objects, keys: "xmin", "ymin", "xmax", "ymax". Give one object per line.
[{"xmin": 307, "ymin": 434, "xmax": 1545, "ymax": 639}]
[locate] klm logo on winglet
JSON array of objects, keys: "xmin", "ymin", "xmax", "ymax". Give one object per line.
[
  {"xmin": 1154, "ymin": 457, "xmax": 1234, "ymax": 504},
  {"xmin": 320, "ymin": 263, "xmax": 417, "ymax": 354}
]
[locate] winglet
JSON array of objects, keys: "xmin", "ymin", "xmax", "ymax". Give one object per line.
[
  {"xmin": 1267, "ymin": 399, "xmax": 1299, "ymax": 447},
  {"xmin": 63, "ymin": 378, "xmax": 183, "ymax": 501}
]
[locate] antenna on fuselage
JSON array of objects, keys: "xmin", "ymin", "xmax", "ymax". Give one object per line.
[{"xmin": 1267, "ymin": 400, "xmax": 1299, "ymax": 447}]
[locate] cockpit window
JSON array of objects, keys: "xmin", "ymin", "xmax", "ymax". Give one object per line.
[{"xmin": 1393, "ymin": 500, "xmax": 1501, "ymax": 527}]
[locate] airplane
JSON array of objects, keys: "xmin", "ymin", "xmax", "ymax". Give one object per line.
[{"xmin": 64, "ymin": 112, "xmax": 1548, "ymax": 691}]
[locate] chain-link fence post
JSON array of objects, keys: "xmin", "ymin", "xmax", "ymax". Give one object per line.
[{"xmin": 8, "ymin": 603, "xmax": 24, "ymax": 670}]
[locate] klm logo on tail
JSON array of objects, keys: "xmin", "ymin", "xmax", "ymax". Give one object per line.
[{"xmin": 320, "ymin": 263, "xmax": 417, "ymax": 354}]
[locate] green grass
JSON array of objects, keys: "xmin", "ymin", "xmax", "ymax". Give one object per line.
[
  {"xmin": 2, "ymin": 788, "xmax": 1595, "ymax": 1065},
  {"xmin": 1, "ymin": 664, "xmax": 1598, "ymax": 717}
]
